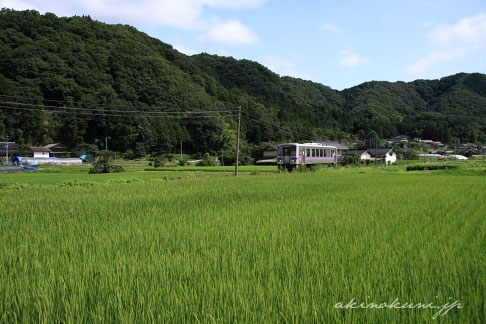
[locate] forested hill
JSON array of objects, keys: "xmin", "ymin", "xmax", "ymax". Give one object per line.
[{"xmin": 1, "ymin": 9, "xmax": 486, "ymax": 159}]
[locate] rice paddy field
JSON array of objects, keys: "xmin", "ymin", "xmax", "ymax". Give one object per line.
[{"xmin": 0, "ymin": 164, "xmax": 485, "ymax": 323}]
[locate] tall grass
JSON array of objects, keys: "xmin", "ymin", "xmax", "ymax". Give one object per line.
[{"xmin": 0, "ymin": 172, "xmax": 484, "ymax": 323}]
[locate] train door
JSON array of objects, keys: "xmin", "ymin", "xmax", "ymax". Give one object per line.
[{"xmin": 283, "ymin": 146, "xmax": 291, "ymax": 164}]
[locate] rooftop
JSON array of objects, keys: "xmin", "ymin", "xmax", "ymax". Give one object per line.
[
  {"xmin": 30, "ymin": 147, "xmax": 51, "ymax": 152},
  {"xmin": 368, "ymin": 148, "xmax": 394, "ymax": 156}
]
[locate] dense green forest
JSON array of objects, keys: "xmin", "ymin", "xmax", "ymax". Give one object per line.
[{"xmin": 1, "ymin": 9, "xmax": 486, "ymax": 160}]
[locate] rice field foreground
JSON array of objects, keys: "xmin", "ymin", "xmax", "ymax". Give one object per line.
[{"xmin": 0, "ymin": 171, "xmax": 484, "ymax": 323}]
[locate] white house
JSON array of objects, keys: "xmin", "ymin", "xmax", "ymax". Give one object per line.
[
  {"xmin": 31, "ymin": 147, "xmax": 51, "ymax": 158},
  {"xmin": 342, "ymin": 149, "xmax": 371, "ymax": 162},
  {"xmin": 368, "ymin": 148, "xmax": 397, "ymax": 165}
]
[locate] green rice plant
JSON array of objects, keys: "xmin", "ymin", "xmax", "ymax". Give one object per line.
[{"xmin": 0, "ymin": 171, "xmax": 484, "ymax": 323}]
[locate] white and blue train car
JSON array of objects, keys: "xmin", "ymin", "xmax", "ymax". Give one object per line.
[{"xmin": 277, "ymin": 143, "xmax": 338, "ymax": 170}]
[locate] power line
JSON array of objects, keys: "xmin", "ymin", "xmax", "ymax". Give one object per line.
[
  {"xmin": 0, "ymin": 94, "xmax": 235, "ymax": 113},
  {"xmin": 0, "ymin": 100, "xmax": 238, "ymax": 115},
  {"xmin": 242, "ymin": 111, "xmax": 315, "ymax": 141},
  {"xmin": 0, "ymin": 106, "xmax": 236, "ymax": 118}
]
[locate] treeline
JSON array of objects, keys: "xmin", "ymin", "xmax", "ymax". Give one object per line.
[{"xmin": 1, "ymin": 9, "xmax": 486, "ymax": 160}]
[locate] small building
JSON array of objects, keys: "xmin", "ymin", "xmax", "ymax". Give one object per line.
[
  {"xmin": 368, "ymin": 148, "xmax": 397, "ymax": 165},
  {"xmin": 256, "ymin": 144, "xmax": 278, "ymax": 165},
  {"xmin": 44, "ymin": 143, "xmax": 70, "ymax": 158},
  {"xmin": 343, "ymin": 149, "xmax": 371, "ymax": 161},
  {"xmin": 262, "ymin": 144, "xmax": 277, "ymax": 158},
  {"xmin": 31, "ymin": 147, "xmax": 51, "ymax": 158},
  {"xmin": 393, "ymin": 135, "xmax": 410, "ymax": 144}
]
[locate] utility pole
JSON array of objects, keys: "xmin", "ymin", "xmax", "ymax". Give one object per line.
[
  {"xmin": 4, "ymin": 134, "xmax": 8, "ymax": 164},
  {"xmin": 235, "ymin": 105, "xmax": 241, "ymax": 176},
  {"xmin": 180, "ymin": 140, "xmax": 183, "ymax": 160},
  {"xmin": 374, "ymin": 136, "xmax": 377, "ymax": 167},
  {"xmin": 222, "ymin": 147, "xmax": 224, "ymax": 166},
  {"xmin": 105, "ymin": 136, "xmax": 108, "ymax": 150}
]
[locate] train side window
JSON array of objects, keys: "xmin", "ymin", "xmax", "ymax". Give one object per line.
[
  {"xmin": 311, "ymin": 149, "xmax": 315, "ymax": 157},
  {"xmin": 320, "ymin": 149, "xmax": 323, "ymax": 157},
  {"xmin": 306, "ymin": 149, "xmax": 310, "ymax": 157},
  {"xmin": 324, "ymin": 149, "xmax": 327, "ymax": 157}
]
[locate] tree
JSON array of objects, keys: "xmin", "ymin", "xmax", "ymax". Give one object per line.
[{"xmin": 89, "ymin": 150, "xmax": 124, "ymax": 174}]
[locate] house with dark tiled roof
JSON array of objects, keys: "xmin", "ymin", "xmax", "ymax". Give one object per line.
[
  {"xmin": 368, "ymin": 148, "xmax": 397, "ymax": 165},
  {"xmin": 342, "ymin": 149, "xmax": 371, "ymax": 162},
  {"xmin": 256, "ymin": 144, "xmax": 278, "ymax": 165},
  {"xmin": 44, "ymin": 143, "xmax": 70, "ymax": 158}
]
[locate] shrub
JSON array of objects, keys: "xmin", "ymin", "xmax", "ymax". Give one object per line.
[
  {"xmin": 406, "ymin": 164, "xmax": 458, "ymax": 171},
  {"xmin": 89, "ymin": 150, "xmax": 125, "ymax": 174},
  {"xmin": 107, "ymin": 177, "xmax": 142, "ymax": 184},
  {"xmin": 197, "ymin": 153, "xmax": 217, "ymax": 166},
  {"xmin": 297, "ymin": 164, "xmax": 307, "ymax": 173},
  {"xmin": 0, "ymin": 183, "xmax": 30, "ymax": 191},
  {"xmin": 60, "ymin": 180, "xmax": 96, "ymax": 187},
  {"xmin": 178, "ymin": 156, "xmax": 188, "ymax": 166}
]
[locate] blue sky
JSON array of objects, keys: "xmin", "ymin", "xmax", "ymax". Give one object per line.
[{"xmin": 1, "ymin": 0, "xmax": 485, "ymax": 89}]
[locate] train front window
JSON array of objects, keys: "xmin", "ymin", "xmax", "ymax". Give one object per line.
[
  {"xmin": 278, "ymin": 147, "xmax": 283, "ymax": 156},
  {"xmin": 290, "ymin": 146, "xmax": 296, "ymax": 156}
]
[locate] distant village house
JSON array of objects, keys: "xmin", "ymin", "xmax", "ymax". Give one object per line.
[
  {"xmin": 44, "ymin": 143, "xmax": 70, "ymax": 158},
  {"xmin": 368, "ymin": 148, "xmax": 397, "ymax": 165},
  {"xmin": 31, "ymin": 147, "xmax": 51, "ymax": 158},
  {"xmin": 256, "ymin": 144, "xmax": 277, "ymax": 165},
  {"xmin": 343, "ymin": 149, "xmax": 371, "ymax": 162}
]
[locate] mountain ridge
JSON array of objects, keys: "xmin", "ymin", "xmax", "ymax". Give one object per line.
[{"xmin": 1, "ymin": 9, "xmax": 485, "ymax": 159}]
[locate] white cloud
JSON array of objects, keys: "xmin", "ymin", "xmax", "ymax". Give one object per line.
[
  {"xmin": 320, "ymin": 23, "xmax": 343, "ymax": 35},
  {"xmin": 406, "ymin": 48, "xmax": 469, "ymax": 75},
  {"xmin": 407, "ymin": 12, "xmax": 486, "ymax": 75},
  {"xmin": 205, "ymin": 19, "xmax": 260, "ymax": 46},
  {"xmin": 431, "ymin": 12, "xmax": 486, "ymax": 46},
  {"xmin": 339, "ymin": 50, "xmax": 368, "ymax": 68},
  {"xmin": 0, "ymin": 0, "xmax": 36, "ymax": 10},
  {"xmin": 260, "ymin": 56, "xmax": 314, "ymax": 81},
  {"xmin": 204, "ymin": 0, "xmax": 268, "ymax": 9},
  {"xmin": 174, "ymin": 44, "xmax": 198, "ymax": 56},
  {"xmin": 0, "ymin": 0, "xmax": 267, "ymax": 30}
]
